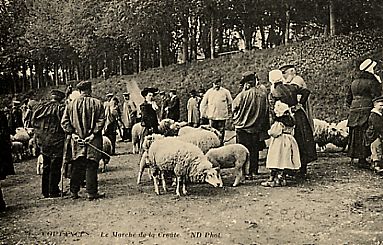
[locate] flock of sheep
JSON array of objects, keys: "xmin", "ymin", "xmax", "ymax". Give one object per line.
[{"xmin": 9, "ymin": 117, "xmax": 349, "ymax": 197}]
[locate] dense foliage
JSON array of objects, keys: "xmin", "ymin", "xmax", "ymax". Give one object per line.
[{"xmin": 1, "ymin": 0, "xmax": 383, "ymax": 94}]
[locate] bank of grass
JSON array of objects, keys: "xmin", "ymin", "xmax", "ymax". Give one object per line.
[{"xmin": 13, "ymin": 30, "xmax": 383, "ymax": 123}]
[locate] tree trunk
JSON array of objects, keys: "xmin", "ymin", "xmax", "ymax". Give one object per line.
[
  {"xmin": 138, "ymin": 45, "xmax": 142, "ymax": 73},
  {"xmin": 259, "ymin": 25, "xmax": 266, "ymax": 49},
  {"xmin": 159, "ymin": 39, "xmax": 164, "ymax": 68},
  {"xmin": 22, "ymin": 62, "xmax": 27, "ymax": 92},
  {"xmin": 210, "ymin": 16, "xmax": 215, "ymax": 59},
  {"xmin": 54, "ymin": 63, "xmax": 59, "ymax": 86},
  {"xmin": 182, "ymin": 19, "xmax": 189, "ymax": 63},
  {"xmin": 29, "ymin": 63, "xmax": 33, "ymax": 90},
  {"xmin": 329, "ymin": 0, "xmax": 336, "ymax": 36},
  {"xmin": 119, "ymin": 56, "xmax": 123, "ymax": 75},
  {"xmin": 217, "ymin": 21, "xmax": 223, "ymax": 53},
  {"xmin": 285, "ymin": 8, "xmax": 290, "ymax": 44},
  {"xmin": 89, "ymin": 58, "xmax": 93, "ymax": 79}
]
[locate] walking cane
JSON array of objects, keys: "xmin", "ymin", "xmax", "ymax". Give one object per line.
[{"xmin": 61, "ymin": 135, "xmax": 71, "ymax": 198}]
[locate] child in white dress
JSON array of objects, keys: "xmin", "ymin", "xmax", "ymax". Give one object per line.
[{"xmin": 262, "ymin": 101, "xmax": 301, "ymax": 187}]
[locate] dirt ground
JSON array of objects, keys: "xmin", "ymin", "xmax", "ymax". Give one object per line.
[{"xmin": 1, "ymin": 132, "xmax": 383, "ymax": 245}]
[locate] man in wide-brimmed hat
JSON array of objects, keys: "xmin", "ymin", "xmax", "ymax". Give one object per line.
[
  {"xmin": 346, "ymin": 58, "xmax": 382, "ymax": 169},
  {"xmin": 32, "ymin": 89, "xmax": 66, "ymax": 198},
  {"xmin": 233, "ymin": 71, "xmax": 270, "ymax": 178},
  {"xmin": 61, "ymin": 81, "xmax": 106, "ymax": 200},
  {"xmin": 200, "ymin": 77, "xmax": 233, "ymax": 145}
]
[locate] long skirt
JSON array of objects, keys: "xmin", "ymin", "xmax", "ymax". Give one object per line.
[
  {"xmin": 293, "ymin": 110, "xmax": 317, "ymax": 164},
  {"xmin": 348, "ymin": 124, "xmax": 370, "ymax": 159},
  {"xmin": 266, "ymin": 134, "xmax": 301, "ymax": 170}
]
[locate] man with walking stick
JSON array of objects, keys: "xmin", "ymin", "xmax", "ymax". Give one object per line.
[{"xmin": 61, "ymin": 81, "xmax": 106, "ymax": 200}]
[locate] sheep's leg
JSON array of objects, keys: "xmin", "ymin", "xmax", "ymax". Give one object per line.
[
  {"xmin": 153, "ymin": 175, "xmax": 160, "ymax": 195},
  {"xmin": 137, "ymin": 152, "xmax": 147, "ymax": 184},
  {"xmin": 233, "ymin": 164, "xmax": 242, "ymax": 187},
  {"xmin": 176, "ymin": 176, "xmax": 182, "ymax": 196},
  {"xmin": 182, "ymin": 176, "xmax": 188, "ymax": 195},
  {"xmin": 161, "ymin": 172, "xmax": 168, "ymax": 193}
]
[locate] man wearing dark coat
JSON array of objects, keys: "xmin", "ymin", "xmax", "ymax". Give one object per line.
[
  {"xmin": 269, "ymin": 70, "xmax": 317, "ymax": 178},
  {"xmin": 166, "ymin": 89, "xmax": 180, "ymax": 121},
  {"xmin": 61, "ymin": 81, "xmax": 106, "ymax": 200},
  {"xmin": 0, "ymin": 109, "xmax": 15, "ymax": 211},
  {"xmin": 32, "ymin": 89, "xmax": 66, "ymax": 198},
  {"xmin": 346, "ymin": 58, "xmax": 382, "ymax": 168},
  {"xmin": 233, "ymin": 71, "xmax": 270, "ymax": 178},
  {"xmin": 9, "ymin": 101, "xmax": 23, "ymax": 135}
]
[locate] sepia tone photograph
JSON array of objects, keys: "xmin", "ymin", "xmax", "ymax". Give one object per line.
[{"xmin": 0, "ymin": 0, "xmax": 383, "ymax": 244}]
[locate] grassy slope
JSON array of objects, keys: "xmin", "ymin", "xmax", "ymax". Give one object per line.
[{"xmin": 19, "ymin": 30, "xmax": 383, "ymax": 123}]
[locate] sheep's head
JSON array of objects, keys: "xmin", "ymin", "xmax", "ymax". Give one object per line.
[
  {"xmin": 204, "ymin": 167, "xmax": 223, "ymax": 188},
  {"xmin": 158, "ymin": 119, "xmax": 179, "ymax": 136},
  {"xmin": 142, "ymin": 134, "xmax": 164, "ymax": 151},
  {"xmin": 199, "ymin": 125, "xmax": 222, "ymax": 139}
]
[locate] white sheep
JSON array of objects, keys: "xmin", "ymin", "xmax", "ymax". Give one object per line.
[
  {"xmin": 147, "ymin": 137, "xmax": 223, "ymax": 196},
  {"xmin": 313, "ymin": 118, "xmax": 349, "ymax": 152},
  {"xmin": 11, "ymin": 141, "xmax": 23, "ymax": 162},
  {"xmin": 205, "ymin": 144, "xmax": 250, "ymax": 187},
  {"xmin": 177, "ymin": 125, "xmax": 221, "ymax": 154},
  {"xmin": 131, "ymin": 119, "xmax": 179, "ymax": 154}
]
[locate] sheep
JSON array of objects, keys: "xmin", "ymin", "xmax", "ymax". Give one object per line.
[
  {"xmin": 205, "ymin": 144, "xmax": 250, "ymax": 187},
  {"xmin": 11, "ymin": 141, "xmax": 23, "ymax": 162},
  {"xmin": 146, "ymin": 137, "xmax": 223, "ymax": 196},
  {"xmin": 131, "ymin": 119, "xmax": 180, "ymax": 154},
  {"xmin": 313, "ymin": 118, "xmax": 349, "ymax": 152},
  {"xmin": 177, "ymin": 125, "xmax": 221, "ymax": 154},
  {"xmin": 99, "ymin": 136, "xmax": 113, "ymax": 173},
  {"xmin": 11, "ymin": 127, "xmax": 31, "ymax": 158},
  {"xmin": 36, "ymin": 154, "xmax": 44, "ymax": 175}
]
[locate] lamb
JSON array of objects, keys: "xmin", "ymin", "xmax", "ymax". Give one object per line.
[
  {"xmin": 205, "ymin": 144, "xmax": 250, "ymax": 187},
  {"xmin": 131, "ymin": 122, "xmax": 144, "ymax": 154},
  {"xmin": 99, "ymin": 136, "xmax": 113, "ymax": 173},
  {"xmin": 11, "ymin": 127, "xmax": 32, "ymax": 159},
  {"xmin": 146, "ymin": 137, "xmax": 223, "ymax": 196}
]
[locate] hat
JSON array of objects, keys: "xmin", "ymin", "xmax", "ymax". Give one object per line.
[
  {"xmin": 12, "ymin": 100, "xmax": 20, "ymax": 106},
  {"xmin": 76, "ymin": 81, "xmax": 92, "ymax": 91},
  {"xmin": 279, "ymin": 64, "xmax": 295, "ymax": 73},
  {"xmin": 240, "ymin": 71, "xmax": 256, "ymax": 85},
  {"xmin": 122, "ymin": 92, "xmax": 130, "ymax": 96},
  {"xmin": 190, "ymin": 89, "xmax": 197, "ymax": 95},
  {"xmin": 213, "ymin": 77, "xmax": 222, "ymax": 84},
  {"xmin": 372, "ymin": 95, "xmax": 383, "ymax": 103},
  {"xmin": 359, "ymin": 58, "xmax": 377, "ymax": 72},
  {"xmin": 170, "ymin": 89, "xmax": 177, "ymax": 94},
  {"xmin": 106, "ymin": 93, "xmax": 114, "ymax": 97},
  {"xmin": 274, "ymin": 100, "xmax": 290, "ymax": 117},
  {"xmin": 198, "ymin": 88, "xmax": 205, "ymax": 93},
  {"xmin": 51, "ymin": 89, "xmax": 66, "ymax": 99},
  {"xmin": 141, "ymin": 87, "xmax": 159, "ymax": 97},
  {"xmin": 269, "ymin": 70, "xmax": 284, "ymax": 83},
  {"xmin": 159, "ymin": 91, "xmax": 165, "ymax": 95}
]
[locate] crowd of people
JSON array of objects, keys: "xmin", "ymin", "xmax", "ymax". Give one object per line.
[{"xmin": 0, "ymin": 58, "xmax": 382, "ymax": 211}]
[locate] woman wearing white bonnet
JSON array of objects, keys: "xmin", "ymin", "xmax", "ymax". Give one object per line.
[
  {"xmin": 346, "ymin": 58, "xmax": 382, "ymax": 168},
  {"xmin": 269, "ymin": 69, "xmax": 317, "ymax": 179}
]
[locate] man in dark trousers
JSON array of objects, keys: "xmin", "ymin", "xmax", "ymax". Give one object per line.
[
  {"xmin": 232, "ymin": 71, "xmax": 270, "ymax": 178},
  {"xmin": 32, "ymin": 89, "xmax": 66, "ymax": 198},
  {"xmin": 61, "ymin": 81, "xmax": 106, "ymax": 200},
  {"xmin": 166, "ymin": 89, "xmax": 180, "ymax": 121}
]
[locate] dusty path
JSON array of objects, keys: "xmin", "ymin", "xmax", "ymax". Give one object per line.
[{"xmin": 1, "ymin": 135, "xmax": 382, "ymax": 245}]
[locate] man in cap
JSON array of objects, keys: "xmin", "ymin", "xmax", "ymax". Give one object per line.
[
  {"xmin": 200, "ymin": 77, "xmax": 233, "ymax": 145},
  {"xmin": 346, "ymin": 58, "xmax": 382, "ymax": 168},
  {"xmin": 121, "ymin": 92, "xmax": 137, "ymax": 141},
  {"xmin": 166, "ymin": 89, "xmax": 180, "ymax": 121},
  {"xmin": 32, "ymin": 89, "xmax": 66, "ymax": 198},
  {"xmin": 61, "ymin": 81, "xmax": 106, "ymax": 200},
  {"xmin": 233, "ymin": 71, "xmax": 270, "ymax": 178},
  {"xmin": 366, "ymin": 95, "xmax": 383, "ymax": 174},
  {"xmin": 280, "ymin": 64, "xmax": 314, "ymax": 130}
]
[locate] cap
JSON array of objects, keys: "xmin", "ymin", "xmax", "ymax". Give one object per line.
[
  {"xmin": 122, "ymin": 92, "xmax": 130, "ymax": 96},
  {"xmin": 106, "ymin": 93, "xmax": 114, "ymax": 97},
  {"xmin": 190, "ymin": 89, "xmax": 197, "ymax": 95},
  {"xmin": 76, "ymin": 81, "xmax": 92, "ymax": 91},
  {"xmin": 12, "ymin": 100, "xmax": 21, "ymax": 106},
  {"xmin": 360, "ymin": 58, "xmax": 377, "ymax": 71},
  {"xmin": 279, "ymin": 64, "xmax": 295, "ymax": 73},
  {"xmin": 240, "ymin": 71, "xmax": 256, "ymax": 85},
  {"xmin": 51, "ymin": 89, "xmax": 66, "ymax": 99},
  {"xmin": 372, "ymin": 95, "xmax": 383, "ymax": 103},
  {"xmin": 170, "ymin": 89, "xmax": 177, "ymax": 93}
]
